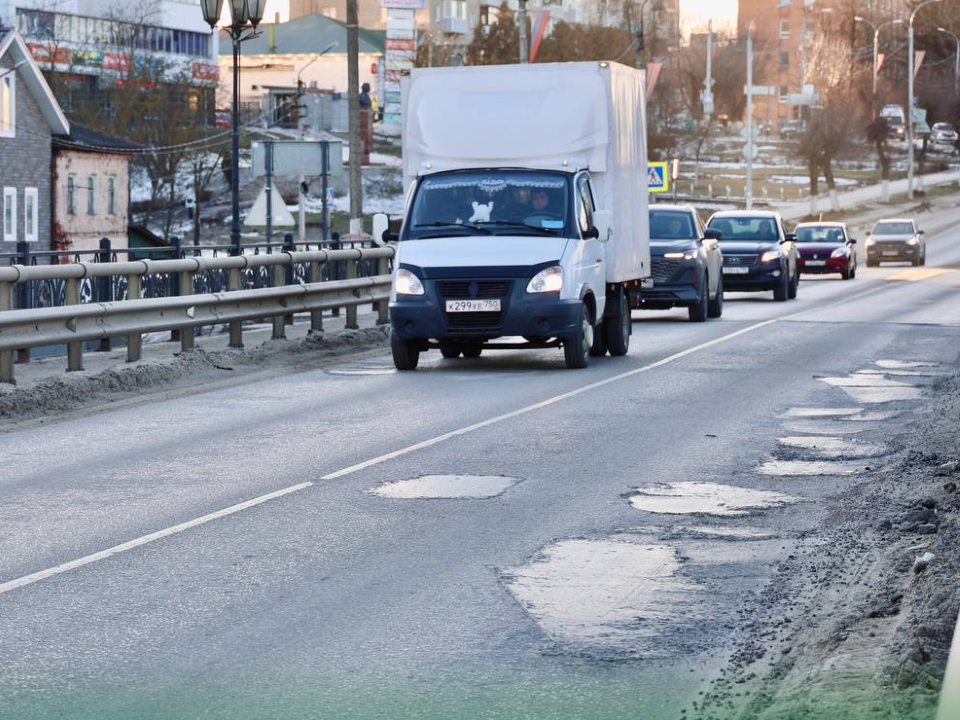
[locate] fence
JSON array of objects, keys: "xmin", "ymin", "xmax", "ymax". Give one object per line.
[{"xmin": 0, "ymin": 243, "xmax": 394, "ymax": 385}]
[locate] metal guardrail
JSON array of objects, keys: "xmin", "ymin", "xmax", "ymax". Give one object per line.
[{"xmin": 0, "ymin": 247, "xmax": 394, "ymax": 385}]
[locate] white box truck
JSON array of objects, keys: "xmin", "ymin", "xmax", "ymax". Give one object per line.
[{"xmin": 374, "ymin": 61, "xmax": 651, "ymax": 370}]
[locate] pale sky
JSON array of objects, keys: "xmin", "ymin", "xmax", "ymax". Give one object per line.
[{"xmin": 680, "ymin": 0, "xmax": 739, "ymax": 35}]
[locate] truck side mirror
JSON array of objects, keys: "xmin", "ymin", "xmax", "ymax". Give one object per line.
[
  {"xmin": 372, "ymin": 213, "xmax": 398, "ymax": 244},
  {"xmin": 591, "ymin": 210, "xmax": 612, "ymax": 242}
]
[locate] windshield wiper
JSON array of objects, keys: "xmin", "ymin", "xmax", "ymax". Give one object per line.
[
  {"xmin": 482, "ymin": 221, "xmax": 559, "ymax": 236},
  {"xmin": 414, "ymin": 222, "xmax": 493, "ymax": 235}
]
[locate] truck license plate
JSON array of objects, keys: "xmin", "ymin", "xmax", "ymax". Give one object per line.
[
  {"xmin": 445, "ymin": 299, "xmax": 501, "ymax": 312},
  {"xmin": 722, "ymin": 266, "xmax": 750, "ymax": 274},
  {"xmin": 805, "ymin": 260, "xmax": 827, "ymax": 266}
]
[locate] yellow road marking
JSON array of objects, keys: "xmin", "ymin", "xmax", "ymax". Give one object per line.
[{"xmin": 885, "ymin": 268, "xmax": 955, "ymax": 282}]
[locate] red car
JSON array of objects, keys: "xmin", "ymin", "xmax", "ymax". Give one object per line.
[{"xmin": 793, "ymin": 222, "xmax": 857, "ymax": 280}]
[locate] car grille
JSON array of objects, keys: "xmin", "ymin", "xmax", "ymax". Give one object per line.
[
  {"xmin": 651, "ymin": 259, "xmax": 683, "ymax": 284},
  {"xmin": 445, "ymin": 311, "xmax": 504, "ymax": 330},
  {"xmin": 437, "ymin": 280, "xmax": 512, "ymax": 298},
  {"xmin": 723, "ymin": 255, "xmax": 758, "ymax": 267}
]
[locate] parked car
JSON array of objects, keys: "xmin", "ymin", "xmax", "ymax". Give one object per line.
[
  {"xmin": 932, "ymin": 122, "xmax": 958, "ymax": 145},
  {"xmin": 637, "ymin": 204, "xmax": 724, "ymax": 322},
  {"xmin": 865, "ymin": 218, "xmax": 926, "ymax": 266},
  {"xmin": 881, "ymin": 104, "xmax": 905, "ymax": 124},
  {"xmin": 886, "ymin": 116, "xmax": 906, "ymax": 139},
  {"xmin": 793, "ymin": 222, "xmax": 857, "ymax": 280},
  {"xmin": 705, "ymin": 210, "xmax": 799, "ymax": 301},
  {"xmin": 780, "ymin": 119, "xmax": 804, "ymax": 139}
]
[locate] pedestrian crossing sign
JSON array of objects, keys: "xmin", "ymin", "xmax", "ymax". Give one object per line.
[{"xmin": 647, "ymin": 162, "xmax": 669, "ymax": 193}]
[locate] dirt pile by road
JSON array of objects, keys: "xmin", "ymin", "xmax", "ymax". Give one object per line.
[
  {"xmin": 0, "ymin": 326, "xmax": 389, "ymax": 426},
  {"xmin": 697, "ymin": 372, "xmax": 960, "ymax": 720}
]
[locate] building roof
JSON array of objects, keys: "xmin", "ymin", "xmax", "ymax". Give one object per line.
[
  {"xmin": 53, "ymin": 122, "xmax": 142, "ymax": 154},
  {"xmin": 220, "ymin": 14, "xmax": 385, "ymax": 57},
  {"xmin": 0, "ymin": 29, "xmax": 70, "ymax": 136}
]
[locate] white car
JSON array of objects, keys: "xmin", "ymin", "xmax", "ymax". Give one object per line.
[{"xmin": 932, "ymin": 122, "xmax": 958, "ymax": 145}]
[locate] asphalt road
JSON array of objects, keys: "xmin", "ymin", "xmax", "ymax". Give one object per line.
[{"xmin": 1, "ymin": 228, "xmax": 959, "ymax": 720}]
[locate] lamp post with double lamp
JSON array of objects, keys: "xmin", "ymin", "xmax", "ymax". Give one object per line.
[
  {"xmin": 199, "ymin": 0, "xmax": 266, "ymax": 256},
  {"xmin": 853, "ymin": 17, "xmax": 904, "ymax": 99},
  {"xmin": 908, "ymin": 0, "xmax": 943, "ymax": 199},
  {"xmin": 938, "ymin": 27, "xmax": 960, "ymax": 95}
]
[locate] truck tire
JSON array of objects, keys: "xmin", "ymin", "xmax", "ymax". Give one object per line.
[
  {"xmin": 773, "ymin": 270, "xmax": 789, "ymax": 302},
  {"xmin": 564, "ymin": 303, "xmax": 591, "ymax": 369},
  {"xmin": 462, "ymin": 347, "xmax": 483, "ymax": 358},
  {"xmin": 707, "ymin": 274, "xmax": 723, "ymax": 318},
  {"xmin": 688, "ymin": 275, "xmax": 708, "ymax": 322},
  {"xmin": 440, "ymin": 345, "xmax": 461, "ymax": 359},
  {"xmin": 589, "ymin": 322, "xmax": 607, "ymax": 357},
  {"xmin": 604, "ymin": 287, "xmax": 630, "ymax": 356},
  {"xmin": 391, "ymin": 333, "xmax": 420, "ymax": 370}
]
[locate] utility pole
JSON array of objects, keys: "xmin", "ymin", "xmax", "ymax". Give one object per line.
[
  {"xmin": 518, "ymin": 0, "xmax": 528, "ymax": 64},
  {"xmin": 634, "ymin": 0, "xmax": 648, "ymax": 70},
  {"xmin": 745, "ymin": 31, "xmax": 753, "ymax": 210},
  {"xmin": 347, "ymin": 0, "xmax": 363, "ymax": 236},
  {"xmin": 297, "ymin": 78, "xmax": 306, "ymax": 242},
  {"xmin": 703, "ymin": 20, "xmax": 714, "ymax": 117}
]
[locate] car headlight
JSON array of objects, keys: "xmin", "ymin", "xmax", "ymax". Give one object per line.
[
  {"xmin": 907, "ymin": 237, "xmax": 919, "ymax": 246},
  {"xmin": 663, "ymin": 250, "xmax": 699, "ymax": 260},
  {"xmin": 865, "ymin": 238, "xmax": 876, "ymax": 246},
  {"xmin": 394, "ymin": 268, "xmax": 424, "ymax": 296},
  {"xmin": 830, "ymin": 247, "xmax": 846, "ymax": 258},
  {"xmin": 527, "ymin": 265, "xmax": 563, "ymax": 293},
  {"xmin": 760, "ymin": 249, "xmax": 782, "ymax": 263}
]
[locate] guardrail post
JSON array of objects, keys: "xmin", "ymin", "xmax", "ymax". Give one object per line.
[
  {"xmin": 180, "ymin": 265, "xmax": 195, "ymax": 352},
  {"xmin": 345, "ymin": 254, "xmax": 358, "ymax": 330},
  {"xmin": 169, "ymin": 237, "xmax": 182, "ymax": 343},
  {"xmin": 308, "ymin": 258, "xmax": 323, "ymax": 332},
  {"xmin": 228, "ymin": 267, "xmax": 243, "ymax": 348},
  {"xmin": 16, "ymin": 241, "xmax": 30, "ymax": 365},
  {"xmin": 283, "ymin": 233, "xmax": 295, "ymax": 327},
  {"xmin": 65, "ymin": 276, "xmax": 83, "ymax": 372},
  {"xmin": 97, "ymin": 238, "xmax": 112, "ymax": 353},
  {"xmin": 0, "ymin": 280, "xmax": 14, "ymax": 384},
  {"xmin": 126, "ymin": 273, "xmax": 142, "ymax": 362},
  {"xmin": 272, "ymin": 261, "xmax": 286, "ymax": 340},
  {"xmin": 330, "ymin": 233, "xmax": 341, "ymax": 317},
  {"xmin": 377, "ymin": 255, "xmax": 389, "ymax": 325}
]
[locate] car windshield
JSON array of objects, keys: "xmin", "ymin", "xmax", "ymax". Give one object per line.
[
  {"xmin": 796, "ymin": 226, "xmax": 845, "ymax": 243},
  {"xmin": 707, "ymin": 216, "xmax": 780, "ymax": 242},
  {"xmin": 649, "ymin": 210, "xmax": 697, "ymax": 240},
  {"xmin": 405, "ymin": 171, "xmax": 570, "ymax": 240},
  {"xmin": 874, "ymin": 222, "xmax": 914, "ymax": 235}
]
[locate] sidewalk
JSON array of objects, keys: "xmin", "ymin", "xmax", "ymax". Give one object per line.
[{"xmin": 772, "ymin": 168, "xmax": 960, "ymax": 221}]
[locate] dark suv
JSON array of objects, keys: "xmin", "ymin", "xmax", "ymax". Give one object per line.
[{"xmin": 705, "ymin": 211, "xmax": 799, "ymax": 301}]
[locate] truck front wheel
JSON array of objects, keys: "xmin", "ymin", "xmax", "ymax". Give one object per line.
[
  {"xmin": 604, "ymin": 287, "xmax": 631, "ymax": 356},
  {"xmin": 564, "ymin": 303, "xmax": 592, "ymax": 369},
  {"xmin": 391, "ymin": 333, "xmax": 421, "ymax": 370}
]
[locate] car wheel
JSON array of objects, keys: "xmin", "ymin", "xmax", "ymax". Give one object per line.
[
  {"xmin": 787, "ymin": 268, "xmax": 799, "ymax": 299},
  {"xmin": 462, "ymin": 347, "xmax": 482, "ymax": 358},
  {"xmin": 564, "ymin": 303, "xmax": 592, "ymax": 369},
  {"xmin": 773, "ymin": 269, "xmax": 789, "ymax": 302},
  {"xmin": 688, "ymin": 274, "xmax": 709, "ymax": 322},
  {"xmin": 604, "ymin": 287, "xmax": 630, "ymax": 356},
  {"xmin": 440, "ymin": 345, "xmax": 461, "ymax": 359},
  {"xmin": 707, "ymin": 273, "xmax": 723, "ymax": 318},
  {"xmin": 391, "ymin": 332, "xmax": 420, "ymax": 370}
]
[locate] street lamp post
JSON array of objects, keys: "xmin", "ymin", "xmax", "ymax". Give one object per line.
[
  {"xmin": 938, "ymin": 27, "xmax": 960, "ymax": 95},
  {"xmin": 908, "ymin": 0, "xmax": 943, "ymax": 200},
  {"xmin": 199, "ymin": 0, "xmax": 266, "ymax": 256},
  {"xmin": 634, "ymin": 0, "xmax": 652, "ymax": 70}
]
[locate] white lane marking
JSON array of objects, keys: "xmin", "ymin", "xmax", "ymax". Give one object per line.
[
  {"xmin": 0, "ymin": 319, "xmax": 777, "ymax": 596},
  {"xmin": 322, "ymin": 319, "xmax": 778, "ymax": 481},
  {"xmin": 0, "ymin": 482, "xmax": 313, "ymax": 597}
]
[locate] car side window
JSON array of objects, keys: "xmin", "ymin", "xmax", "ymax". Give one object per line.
[{"xmin": 576, "ymin": 175, "xmax": 595, "ymax": 235}]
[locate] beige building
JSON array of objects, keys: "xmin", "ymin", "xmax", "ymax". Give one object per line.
[{"xmin": 52, "ymin": 124, "xmax": 137, "ymax": 253}]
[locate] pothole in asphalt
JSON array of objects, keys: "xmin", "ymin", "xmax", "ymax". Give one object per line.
[
  {"xmin": 833, "ymin": 385, "xmax": 922, "ymax": 404},
  {"xmin": 628, "ymin": 482, "xmax": 800, "ymax": 516},
  {"xmin": 876, "ymin": 359, "xmax": 942, "ymax": 370},
  {"xmin": 757, "ymin": 459, "xmax": 867, "ymax": 476},
  {"xmin": 674, "ymin": 526, "xmax": 779, "ymax": 541},
  {"xmin": 503, "ymin": 538, "xmax": 700, "ymax": 655},
  {"xmin": 777, "ymin": 436, "xmax": 888, "ymax": 459},
  {"xmin": 371, "ymin": 474, "xmax": 520, "ymax": 499},
  {"xmin": 858, "ymin": 368, "xmax": 946, "ymax": 378},
  {"xmin": 783, "ymin": 407, "xmax": 864, "ymax": 418},
  {"xmin": 782, "ymin": 420, "xmax": 871, "ymax": 435},
  {"xmin": 821, "ymin": 374, "xmax": 913, "ymax": 388}
]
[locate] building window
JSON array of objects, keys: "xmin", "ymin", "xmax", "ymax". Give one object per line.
[
  {"xmin": 108, "ymin": 177, "xmax": 116, "ymax": 215},
  {"xmin": 0, "ymin": 74, "xmax": 14, "ymax": 138},
  {"xmin": 779, "ymin": 20, "xmax": 790, "ymax": 39},
  {"xmin": 87, "ymin": 175, "xmax": 96, "ymax": 215},
  {"xmin": 779, "ymin": 51, "xmax": 789, "ymax": 69},
  {"xmin": 443, "ymin": 0, "xmax": 467, "ymax": 19},
  {"xmin": 67, "ymin": 175, "xmax": 77, "ymax": 215},
  {"xmin": 3, "ymin": 187, "xmax": 16, "ymax": 242},
  {"xmin": 779, "ymin": 85, "xmax": 789, "ymax": 103},
  {"xmin": 24, "ymin": 188, "xmax": 38, "ymax": 242}
]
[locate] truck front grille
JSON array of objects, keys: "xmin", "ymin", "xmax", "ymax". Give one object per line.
[
  {"xmin": 444, "ymin": 311, "xmax": 504, "ymax": 330},
  {"xmin": 437, "ymin": 280, "xmax": 513, "ymax": 298}
]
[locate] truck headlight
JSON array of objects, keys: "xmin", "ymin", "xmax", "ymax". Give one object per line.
[
  {"xmin": 394, "ymin": 268, "xmax": 424, "ymax": 296},
  {"xmin": 527, "ymin": 266, "xmax": 563, "ymax": 293},
  {"xmin": 760, "ymin": 249, "xmax": 782, "ymax": 263}
]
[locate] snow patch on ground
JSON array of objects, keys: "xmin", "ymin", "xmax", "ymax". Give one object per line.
[
  {"xmin": 371, "ymin": 475, "xmax": 519, "ymax": 499},
  {"xmin": 629, "ymin": 482, "xmax": 800, "ymax": 516}
]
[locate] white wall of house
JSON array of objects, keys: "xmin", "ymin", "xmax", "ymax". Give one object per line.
[{"xmin": 54, "ymin": 150, "xmax": 130, "ymax": 252}]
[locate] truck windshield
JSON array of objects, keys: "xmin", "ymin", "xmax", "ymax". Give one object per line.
[{"xmin": 405, "ymin": 171, "xmax": 570, "ymax": 240}]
